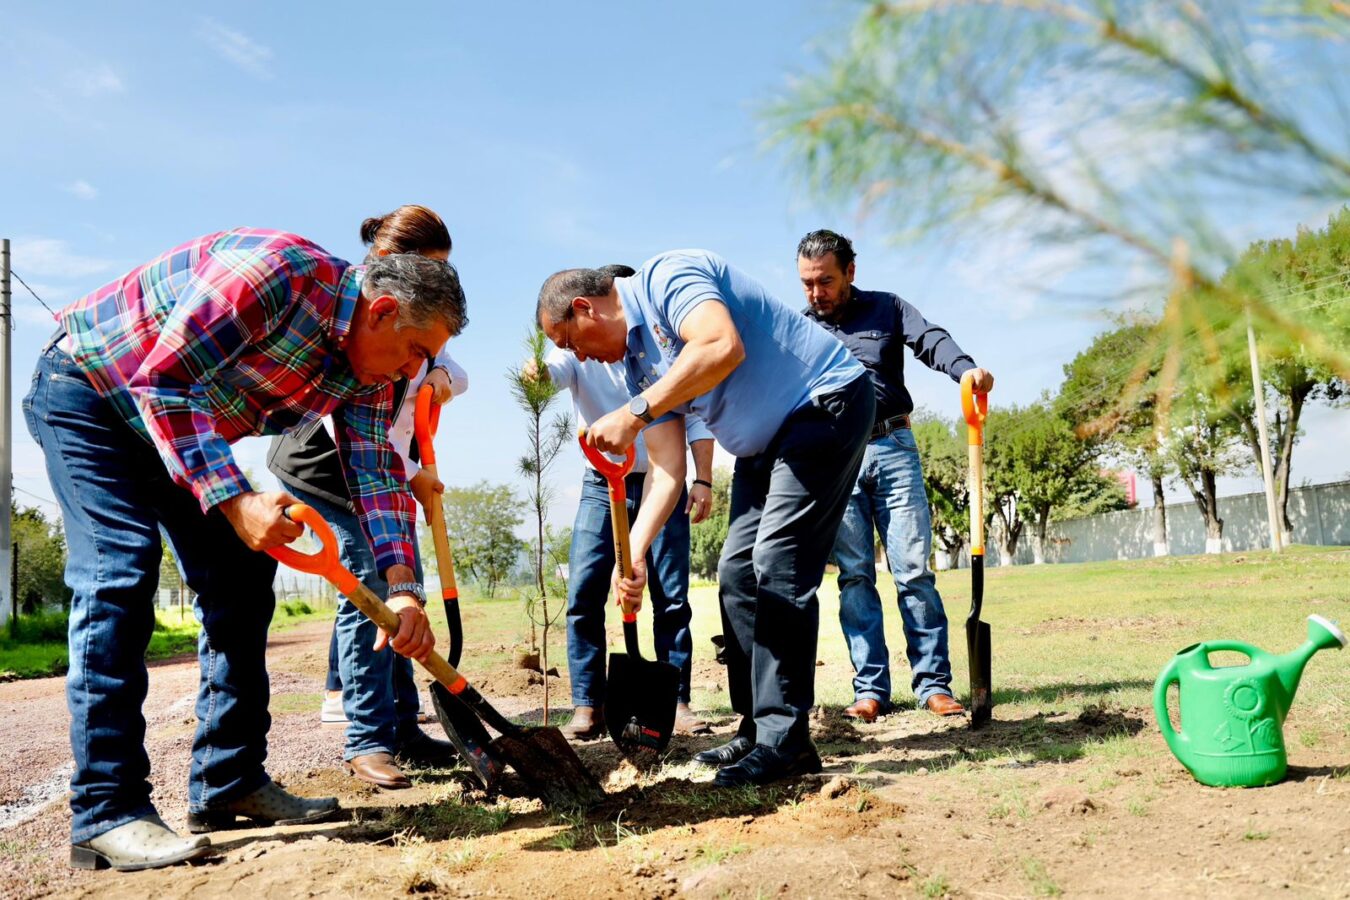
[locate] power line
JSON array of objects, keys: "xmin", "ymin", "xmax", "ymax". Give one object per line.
[
  {"xmin": 13, "ymin": 485, "xmax": 59, "ymax": 507},
  {"xmin": 8, "ymin": 269, "xmax": 59, "ymax": 320}
]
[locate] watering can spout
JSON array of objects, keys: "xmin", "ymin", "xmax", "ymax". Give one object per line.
[{"xmin": 1274, "ymin": 615, "xmax": 1347, "ymax": 701}]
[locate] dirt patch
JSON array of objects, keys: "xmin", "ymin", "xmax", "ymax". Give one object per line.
[{"xmin": 4, "ymin": 610, "xmax": 1348, "ymax": 899}]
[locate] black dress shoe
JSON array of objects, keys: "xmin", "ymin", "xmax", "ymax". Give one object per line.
[
  {"xmin": 693, "ymin": 735, "xmax": 754, "ymax": 767},
  {"xmin": 395, "ymin": 730, "xmax": 457, "ymax": 768},
  {"xmin": 713, "ymin": 743, "xmax": 822, "ymax": 787}
]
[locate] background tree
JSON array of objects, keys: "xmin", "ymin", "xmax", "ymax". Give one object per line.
[
  {"xmin": 765, "ymin": 0, "xmax": 1350, "ymax": 411},
  {"xmin": 1220, "ymin": 207, "xmax": 1349, "ymax": 538},
  {"xmin": 689, "ymin": 466, "xmax": 733, "ymax": 581},
  {"xmin": 1007, "ymin": 401, "xmax": 1127, "ymax": 564},
  {"xmin": 12, "ymin": 504, "xmax": 70, "ymax": 614},
  {"xmin": 437, "ymin": 481, "xmax": 524, "ymax": 598},
  {"xmin": 1057, "ymin": 320, "xmax": 1173, "ymax": 554},
  {"xmin": 981, "ymin": 405, "xmax": 1027, "ymax": 565},
  {"xmin": 508, "ymin": 329, "xmax": 573, "ymax": 721},
  {"xmin": 1166, "ymin": 381, "xmax": 1249, "ymax": 553},
  {"xmin": 910, "ymin": 412, "xmax": 969, "ymax": 567}
]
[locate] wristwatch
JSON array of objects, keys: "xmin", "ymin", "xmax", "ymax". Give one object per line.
[
  {"xmin": 387, "ymin": 582, "xmax": 427, "ymax": 607},
  {"xmin": 628, "ymin": 395, "xmax": 654, "ymax": 424}
]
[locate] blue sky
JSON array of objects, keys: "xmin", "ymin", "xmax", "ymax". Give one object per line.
[{"xmin": 2, "ymin": 2, "xmax": 1345, "ymax": 530}]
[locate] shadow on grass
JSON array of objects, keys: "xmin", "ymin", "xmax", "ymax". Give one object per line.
[
  {"xmin": 874, "ymin": 706, "xmax": 1148, "ymax": 775},
  {"xmin": 988, "ymin": 678, "xmax": 1156, "ymax": 707}
]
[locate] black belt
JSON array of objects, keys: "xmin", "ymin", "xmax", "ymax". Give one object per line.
[{"xmin": 871, "ymin": 414, "xmax": 910, "ymax": 440}]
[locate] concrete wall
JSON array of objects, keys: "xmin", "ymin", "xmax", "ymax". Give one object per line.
[{"xmin": 991, "ymin": 480, "xmax": 1350, "ymax": 566}]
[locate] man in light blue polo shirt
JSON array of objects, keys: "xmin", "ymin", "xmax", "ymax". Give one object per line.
[
  {"xmin": 536, "ymin": 250, "xmax": 874, "ymax": 787},
  {"xmin": 524, "ymin": 266, "xmax": 716, "ymax": 740}
]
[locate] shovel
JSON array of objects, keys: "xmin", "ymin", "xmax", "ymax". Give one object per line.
[
  {"xmin": 269, "ymin": 504, "xmax": 603, "ymax": 808},
  {"xmin": 962, "ymin": 376, "xmax": 993, "ymax": 729},
  {"xmin": 413, "ymin": 385, "xmax": 500, "ymax": 790},
  {"xmin": 413, "ymin": 384, "xmax": 463, "ymax": 665},
  {"xmin": 577, "ymin": 433, "xmax": 680, "ymax": 764}
]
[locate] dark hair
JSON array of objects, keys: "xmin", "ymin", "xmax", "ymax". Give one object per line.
[
  {"xmin": 364, "ymin": 254, "xmax": 468, "ymax": 337},
  {"xmin": 598, "ymin": 264, "xmax": 636, "ymax": 278},
  {"xmin": 536, "ymin": 268, "xmax": 616, "ymax": 325},
  {"xmin": 797, "ymin": 229, "xmax": 855, "ymax": 269},
  {"xmin": 359, "ymin": 205, "xmax": 452, "ymax": 259}
]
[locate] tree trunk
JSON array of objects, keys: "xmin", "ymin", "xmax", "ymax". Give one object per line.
[
  {"xmin": 993, "ymin": 501, "xmax": 1022, "ymax": 566},
  {"xmin": 1181, "ymin": 469, "xmax": 1225, "ymax": 553},
  {"xmin": 1150, "ymin": 471, "xmax": 1168, "ymax": 557},
  {"xmin": 1032, "ymin": 505, "xmax": 1050, "ymax": 564},
  {"xmin": 1273, "ymin": 387, "xmax": 1307, "ymax": 543}
]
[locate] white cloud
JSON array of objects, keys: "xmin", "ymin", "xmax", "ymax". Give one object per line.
[
  {"xmin": 197, "ymin": 17, "xmax": 274, "ymax": 80},
  {"xmin": 62, "ymin": 179, "xmax": 98, "ymax": 200},
  {"xmin": 10, "ymin": 238, "xmax": 118, "ymax": 280},
  {"xmin": 67, "ymin": 63, "xmax": 124, "ymax": 97}
]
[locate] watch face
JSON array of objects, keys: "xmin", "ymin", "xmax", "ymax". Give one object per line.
[{"xmin": 629, "ymin": 396, "xmax": 650, "ymax": 419}]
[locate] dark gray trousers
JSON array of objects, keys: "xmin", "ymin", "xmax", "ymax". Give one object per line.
[{"xmin": 716, "ymin": 375, "xmax": 874, "ymax": 749}]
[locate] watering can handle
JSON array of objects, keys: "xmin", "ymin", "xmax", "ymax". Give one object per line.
[
  {"xmin": 1152, "ymin": 656, "xmax": 1188, "ymax": 755},
  {"xmin": 1200, "ymin": 639, "xmax": 1269, "ymax": 666}
]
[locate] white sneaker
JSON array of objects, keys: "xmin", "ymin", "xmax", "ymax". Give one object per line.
[{"xmin": 320, "ymin": 695, "xmax": 348, "ymax": 725}]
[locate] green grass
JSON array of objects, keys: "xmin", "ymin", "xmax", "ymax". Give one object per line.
[
  {"xmin": 675, "ymin": 545, "xmax": 1350, "ymax": 724},
  {"xmin": 0, "ymin": 596, "xmax": 334, "ymax": 680}
]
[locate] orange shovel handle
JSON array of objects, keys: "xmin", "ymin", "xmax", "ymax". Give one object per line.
[{"xmin": 414, "ymin": 384, "xmax": 442, "ymax": 466}]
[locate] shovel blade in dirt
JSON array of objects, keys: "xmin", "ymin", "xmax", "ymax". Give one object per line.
[
  {"xmin": 576, "ymin": 433, "xmax": 681, "ymax": 764},
  {"xmin": 430, "ymin": 681, "xmax": 504, "ymax": 793},
  {"xmin": 446, "ymin": 680, "xmax": 604, "ymax": 808},
  {"xmin": 963, "ymin": 377, "xmax": 993, "ymax": 730},
  {"xmin": 605, "ymin": 633, "xmax": 680, "ymax": 763},
  {"xmin": 269, "ymin": 503, "xmax": 603, "ymax": 809},
  {"xmin": 966, "ymin": 556, "xmax": 992, "ymax": 729}
]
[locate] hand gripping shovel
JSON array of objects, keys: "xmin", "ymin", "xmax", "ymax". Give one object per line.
[
  {"xmin": 269, "ymin": 504, "xmax": 603, "ymax": 808},
  {"xmin": 577, "ymin": 434, "xmax": 680, "ymax": 764},
  {"xmin": 414, "ymin": 384, "xmax": 463, "ymax": 665},
  {"xmin": 413, "ymin": 386, "xmax": 501, "ymax": 790},
  {"xmin": 962, "ymin": 377, "xmax": 993, "ymax": 729}
]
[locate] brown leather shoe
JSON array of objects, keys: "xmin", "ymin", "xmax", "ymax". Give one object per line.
[
  {"xmin": 925, "ymin": 694, "xmax": 966, "ymax": 717},
  {"xmin": 842, "ymin": 698, "xmax": 884, "ymax": 723},
  {"xmin": 673, "ymin": 703, "xmax": 711, "ymax": 735},
  {"xmin": 345, "ymin": 752, "xmax": 411, "ymax": 790},
  {"xmin": 561, "ymin": 706, "xmax": 605, "ymax": 740}
]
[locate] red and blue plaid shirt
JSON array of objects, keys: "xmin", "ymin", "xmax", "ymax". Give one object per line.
[{"xmin": 60, "ymin": 228, "xmax": 416, "ymax": 571}]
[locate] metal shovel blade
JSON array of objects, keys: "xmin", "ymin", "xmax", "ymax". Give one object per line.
[
  {"xmin": 490, "ymin": 727, "xmax": 605, "ymax": 808},
  {"xmin": 967, "ymin": 619, "xmax": 992, "ymax": 729},
  {"xmin": 604, "ymin": 650, "xmax": 680, "ymax": 764},
  {"xmin": 430, "ymin": 681, "xmax": 505, "ymax": 792}
]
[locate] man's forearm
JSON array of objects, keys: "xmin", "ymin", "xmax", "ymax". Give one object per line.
[{"xmin": 690, "ymin": 439, "xmax": 714, "ymax": 484}]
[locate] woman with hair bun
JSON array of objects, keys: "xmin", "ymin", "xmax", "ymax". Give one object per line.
[{"xmin": 268, "ymin": 205, "xmax": 468, "ymax": 789}]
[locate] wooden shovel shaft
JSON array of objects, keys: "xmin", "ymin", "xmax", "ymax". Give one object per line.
[
  {"xmin": 345, "ymin": 578, "xmax": 469, "ymax": 697},
  {"xmin": 422, "ymin": 460, "xmax": 459, "ymax": 601},
  {"xmin": 968, "ymin": 444, "xmax": 984, "ymax": 555},
  {"xmin": 604, "ymin": 479, "xmax": 638, "ymax": 621}
]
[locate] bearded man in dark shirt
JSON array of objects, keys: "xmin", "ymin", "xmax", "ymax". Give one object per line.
[{"xmin": 797, "ymin": 230, "xmax": 996, "ymax": 722}]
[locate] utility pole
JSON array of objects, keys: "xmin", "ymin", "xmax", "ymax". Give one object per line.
[
  {"xmin": 1, "ymin": 238, "xmax": 12, "ymax": 628},
  {"xmin": 1246, "ymin": 309, "xmax": 1283, "ymax": 554}
]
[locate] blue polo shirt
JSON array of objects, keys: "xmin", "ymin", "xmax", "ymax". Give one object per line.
[
  {"xmin": 544, "ymin": 348, "xmax": 713, "ymax": 474},
  {"xmin": 616, "ymin": 250, "xmax": 864, "ymax": 457}
]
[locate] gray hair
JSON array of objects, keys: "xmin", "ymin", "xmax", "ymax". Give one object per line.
[
  {"xmin": 363, "ymin": 253, "xmax": 468, "ymax": 336},
  {"xmin": 536, "ymin": 268, "xmax": 615, "ymax": 325}
]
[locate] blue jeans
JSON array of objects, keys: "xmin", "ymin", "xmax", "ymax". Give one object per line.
[
  {"xmin": 288, "ymin": 488, "xmax": 422, "ymax": 760},
  {"xmin": 567, "ymin": 469, "xmax": 694, "ymax": 706},
  {"xmin": 23, "ymin": 342, "xmax": 278, "ymax": 843},
  {"xmin": 718, "ymin": 376, "xmax": 873, "ymax": 749},
  {"xmin": 833, "ymin": 428, "xmax": 952, "ymax": 708}
]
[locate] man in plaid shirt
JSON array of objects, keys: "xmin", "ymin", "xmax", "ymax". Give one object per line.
[{"xmin": 22, "ymin": 228, "xmax": 467, "ymax": 871}]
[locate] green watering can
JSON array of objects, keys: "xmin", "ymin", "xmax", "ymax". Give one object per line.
[{"xmin": 1154, "ymin": 615, "xmax": 1345, "ymax": 788}]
